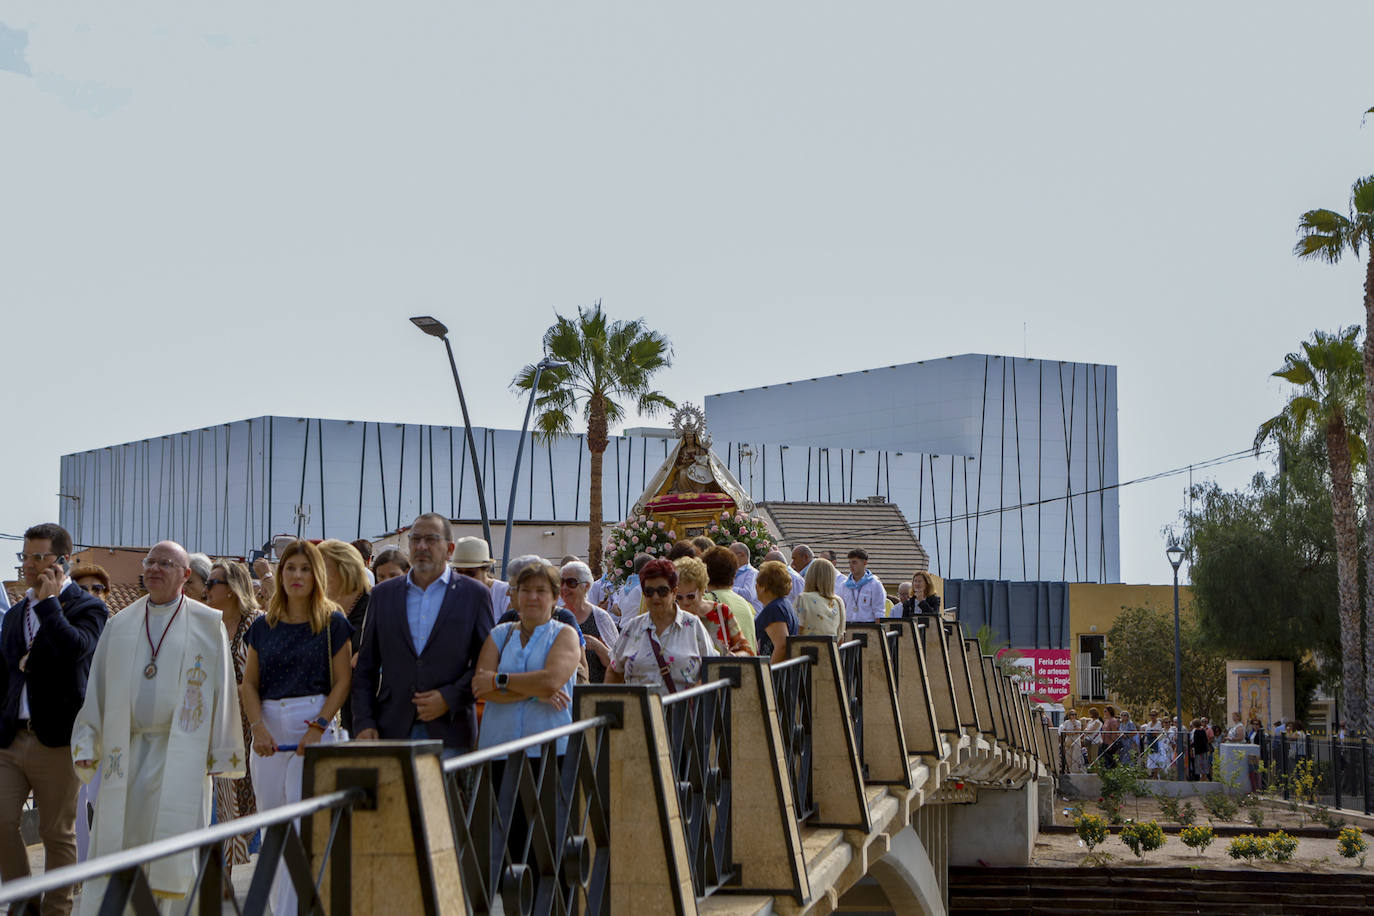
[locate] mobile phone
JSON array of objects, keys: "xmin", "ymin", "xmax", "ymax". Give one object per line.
[{"xmin": 54, "ymin": 555, "xmax": 70, "ymax": 575}]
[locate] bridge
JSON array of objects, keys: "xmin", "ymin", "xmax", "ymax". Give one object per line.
[{"xmin": 0, "ymin": 618, "xmax": 1056, "ymax": 915}]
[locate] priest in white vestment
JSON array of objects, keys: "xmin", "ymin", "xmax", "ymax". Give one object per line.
[{"xmin": 71, "ymin": 541, "xmax": 244, "ymax": 913}]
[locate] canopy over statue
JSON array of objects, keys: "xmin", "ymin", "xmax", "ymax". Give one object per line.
[{"xmin": 630, "ymin": 404, "xmax": 753, "ymax": 535}]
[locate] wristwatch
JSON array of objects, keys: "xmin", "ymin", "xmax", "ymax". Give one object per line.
[
  {"xmin": 495, "ymin": 672, "xmax": 509, "ymax": 690},
  {"xmin": 306, "ymin": 716, "xmax": 330, "ymax": 732}
]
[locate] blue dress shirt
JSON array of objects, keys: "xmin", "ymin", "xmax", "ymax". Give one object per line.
[{"xmin": 405, "ymin": 566, "xmax": 451, "ymax": 652}]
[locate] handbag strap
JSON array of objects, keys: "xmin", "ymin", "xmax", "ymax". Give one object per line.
[{"xmin": 646, "ymin": 625, "xmax": 678, "ymax": 694}]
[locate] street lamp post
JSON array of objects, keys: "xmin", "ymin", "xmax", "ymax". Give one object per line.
[
  {"xmin": 502, "ymin": 356, "xmax": 569, "ymax": 579},
  {"xmin": 1167, "ymin": 543, "xmax": 1186, "ymax": 781},
  {"xmin": 409, "ymin": 316, "xmax": 492, "ymax": 550}
]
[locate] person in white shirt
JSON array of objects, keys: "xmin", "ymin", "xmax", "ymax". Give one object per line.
[
  {"xmin": 840, "ymin": 548, "xmax": 885, "ymax": 623},
  {"xmin": 765, "ymin": 549, "xmax": 804, "ymax": 604},
  {"xmin": 729, "ymin": 543, "xmax": 762, "ymax": 612},
  {"xmin": 614, "ymin": 553, "xmax": 654, "ymax": 618}
]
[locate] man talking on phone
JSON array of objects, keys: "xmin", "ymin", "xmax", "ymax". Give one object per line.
[{"xmin": 0, "ymin": 523, "xmax": 107, "ymax": 916}]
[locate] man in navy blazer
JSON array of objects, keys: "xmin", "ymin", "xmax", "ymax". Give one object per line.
[
  {"xmin": 0, "ymin": 523, "xmax": 107, "ymax": 914},
  {"xmin": 352, "ymin": 513, "xmax": 492, "ymax": 755}
]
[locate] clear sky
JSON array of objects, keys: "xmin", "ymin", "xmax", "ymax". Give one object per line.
[{"xmin": 2, "ymin": 3, "xmax": 1371, "ymax": 584}]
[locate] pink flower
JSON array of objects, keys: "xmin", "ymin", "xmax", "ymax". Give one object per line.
[{"xmin": 625, "ymin": 561, "xmax": 632, "ymax": 568}]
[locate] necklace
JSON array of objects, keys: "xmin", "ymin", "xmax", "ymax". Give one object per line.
[{"xmin": 144, "ymin": 595, "xmax": 186, "ymax": 679}]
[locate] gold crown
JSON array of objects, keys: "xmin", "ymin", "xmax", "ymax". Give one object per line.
[{"xmin": 186, "ymin": 655, "xmax": 208, "ymax": 687}]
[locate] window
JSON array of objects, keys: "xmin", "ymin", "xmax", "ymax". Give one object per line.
[{"xmin": 1077, "ymin": 634, "xmax": 1105, "ymax": 701}]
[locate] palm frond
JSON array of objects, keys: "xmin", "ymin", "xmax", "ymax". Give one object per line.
[
  {"xmin": 1351, "ymin": 175, "xmax": 1374, "ymax": 226},
  {"xmin": 1294, "ymin": 209, "xmax": 1354, "ymax": 263},
  {"xmin": 1273, "ymin": 361, "xmax": 1315, "ymax": 386}
]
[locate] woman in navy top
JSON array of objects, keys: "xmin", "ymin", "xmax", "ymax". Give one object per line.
[
  {"xmin": 753, "ymin": 561, "xmax": 799, "ymax": 665},
  {"xmin": 239, "ymin": 540, "xmax": 353, "ymax": 916}
]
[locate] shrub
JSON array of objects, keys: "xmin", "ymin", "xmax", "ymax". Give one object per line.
[
  {"xmin": 1202, "ymin": 791, "xmax": 1240, "ymax": 822},
  {"xmin": 1156, "ymin": 793, "xmax": 1183, "ymax": 822},
  {"xmin": 1314, "ymin": 806, "xmax": 1346, "ymax": 830},
  {"xmin": 1264, "ymin": 830, "xmax": 1297, "ymax": 863},
  {"xmin": 1119, "ymin": 820, "xmax": 1166, "ymax": 859},
  {"xmin": 1075, "ymin": 813, "xmax": 1109, "ymax": 851},
  {"xmin": 1337, "ymin": 826, "xmax": 1367, "ymax": 866},
  {"xmin": 1177, "ymin": 800, "xmax": 1197, "ymax": 826},
  {"xmin": 1098, "ymin": 795, "xmax": 1123, "ymax": 824},
  {"xmin": 1180, "ymin": 824, "xmax": 1215, "ymax": 856},
  {"xmin": 1246, "ymin": 806, "xmax": 1266, "ymax": 829},
  {"xmin": 1226, "ymin": 834, "xmax": 1264, "ymax": 861}
]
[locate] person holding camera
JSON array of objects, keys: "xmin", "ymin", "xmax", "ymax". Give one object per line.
[{"xmin": 0, "ymin": 523, "xmax": 108, "ymax": 915}]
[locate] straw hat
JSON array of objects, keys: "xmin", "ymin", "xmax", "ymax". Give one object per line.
[{"xmin": 451, "ymin": 537, "xmax": 492, "ymax": 568}]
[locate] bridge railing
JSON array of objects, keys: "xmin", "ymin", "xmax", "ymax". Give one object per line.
[
  {"xmin": 442, "ymin": 715, "xmax": 616, "ymax": 916},
  {"xmin": 769, "ymin": 653, "xmax": 817, "ymax": 823},
  {"xmin": 661, "ymin": 677, "xmax": 736, "ymax": 897},
  {"xmin": 0, "ymin": 783, "xmax": 369, "ymax": 916}
]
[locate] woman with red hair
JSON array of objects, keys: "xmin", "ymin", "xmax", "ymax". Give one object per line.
[{"xmin": 606, "ymin": 558, "xmax": 716, "ymax": 694}]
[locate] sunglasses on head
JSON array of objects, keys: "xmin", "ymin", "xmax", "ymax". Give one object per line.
[{"xmin": 642, "ymin": 585, "xmax": 673, "ymax": 598}]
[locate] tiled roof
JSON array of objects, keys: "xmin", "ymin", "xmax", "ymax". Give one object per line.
[
  {"xmin": 4, "ymin": 582, "xmax": 145, "ymax": 613},
  {"xmin": 756, "ymin": 500, "xmax": 929, "ymax": 593}
]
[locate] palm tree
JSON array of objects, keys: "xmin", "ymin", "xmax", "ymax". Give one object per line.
[
  {"xmin": 1296, "ymin": 172, "xmax": 1374, "ymax": 734},
  {"xmin": 512, "ymin": 302, "xmax": 675, "ymax": 576},
  {"xmin": 1256, "ymin": 327, "xmax": 1366, "ymax": 734}
]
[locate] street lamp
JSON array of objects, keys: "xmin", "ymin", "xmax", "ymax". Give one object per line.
[
  {"xmin": 1167, "ymin": 542, "xmax": 1186, "ymax": 781},
  {"xmin": 409, "ymin": 316, "xmax": 492, "ymax": 550},
  {"xmin": 503, "ymin": 356, "xmax": 569, "ymax": 578}
]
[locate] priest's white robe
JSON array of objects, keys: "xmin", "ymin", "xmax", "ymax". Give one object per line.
[{"xmin": 71, "ymin": 596, "xmax": 245, "ymax": 913}]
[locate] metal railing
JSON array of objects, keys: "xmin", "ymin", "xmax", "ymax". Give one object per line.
[
  {"xmin": 1261, "ymin": 733, "xmax": 1374, "ymax": 815},
  {"xmin": 443, "ymin": 715, "xmax": 614, "ymax": 916},
  {"xmin": 838, "ymin": 639, "xmax": 865, "ymax": 775},
  {"xmin": 0, "ymin": 785, "xmax": 369, "ymax": 915},
  {"xmin": 1077, "ymin": 664, "xmax": 1106, "ymax": 700},
  {"xmin": 662, "ymin": 677, "xmax": 736, "ymax": 897},
  {"xmin": 770, "ymin": 655, "xmax": 817, "ymax": 823}
]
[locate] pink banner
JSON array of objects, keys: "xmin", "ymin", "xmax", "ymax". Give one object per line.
[{"xmin": 997, "ymin": 648, "xmax": 1072, "ymax": 703}]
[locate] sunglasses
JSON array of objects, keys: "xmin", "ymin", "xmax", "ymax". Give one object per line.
[
  {"xmin": 205, "ymin": 578, "xmax": 228, "ymax": 588},
  {"xmin": 561, "ymin": 578, "xmax": 586, "ymax": 589},
  {"xmin": 642, "ymin": 585, "xmax": 673, "ymax": 598},
  {"xmin": 86, "ymin": 584, "xmax": 108, "ymax": 595},
  {"xmin": 674, "ymin": 593, "xmax": 699, "ymax": 604}
]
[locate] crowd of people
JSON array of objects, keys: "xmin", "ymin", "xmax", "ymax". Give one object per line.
[
  {"xmin": 0, "ymin": 517, "xmax": 949, "ymax": 912},
  {"xmin": 1058, "ymin": 705, "xmax": 1311, "ymax": 787}
]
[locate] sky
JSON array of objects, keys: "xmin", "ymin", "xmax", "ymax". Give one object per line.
[{"xmin": 2, "ymin": 3, "xmax": 1372, "ymax": 585}]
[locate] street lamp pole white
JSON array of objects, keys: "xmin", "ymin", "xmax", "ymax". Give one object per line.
[
  {"xmin": 503, "ymin": 356, "xmax": 569, "ymax": 578},
  {"xmin": 1167, "ymin": 542, "xmax": 1187, "ymax": 781}
]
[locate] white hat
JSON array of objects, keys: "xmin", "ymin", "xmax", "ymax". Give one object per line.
[{"xmin": 452, "ymin": 537, "xmax": 492, "ymax": 568}]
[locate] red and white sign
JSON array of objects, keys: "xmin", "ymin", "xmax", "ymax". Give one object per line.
[{"xmin": 997, "ymin": 649, "xmax": 1072, "ymax": 703}]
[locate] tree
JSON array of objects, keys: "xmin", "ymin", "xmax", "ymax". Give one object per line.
[
  {"xmin": 1099, "ymin": 605, "xmax": 1225, "ymax": 721},
  {"xmin": 512, "ymin": 302, "xmax": 674, "ymax": 575},
  {"xmin": 1296, "ymin": 169, "xmax": 1374, "ymax": 731},
  {"xmin": 1255, "ymin": 327, "xmax": 1366, "ymax": 732}
]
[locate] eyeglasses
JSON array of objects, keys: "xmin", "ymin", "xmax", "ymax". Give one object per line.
[
  {"xmin": 642, "ymin": 585, "xmax": 673, "ymax": 598},
  {"xmin": 85, "ymin": 584, "xmax": 108, "ymax": 595},
  {"xmin": 205, "ymin": 578, "xmax": 227, "ymax": 588},
  {"xmin": 141, "ymin": 558, "xmax": 184, "ymax": 571},
  {"xmin": 674, "ymin": 592, "xmax": 698, "ymax": 604},
  {"xmin": 16, "ymin": 552, "xmax": 58, "ymax": 563},
  {"xmin": 561, "ymin": 578, "xmax": 587, "ymax": 589},
  {"xmin": 407, "ymin": 534, "xmax": 445, "ymax": 546}
]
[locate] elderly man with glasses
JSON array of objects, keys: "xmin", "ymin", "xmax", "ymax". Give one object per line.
[
  {"xmin": 352, "ymin": 513, "xmax": 493, "ymax": 757},
  {"xmin": 0, "ymin": 523, "xmax": 107, "ymax": 916},
  {"xmin": 70, "ymin": 539, "xmax": 243, "ymax": 914}
]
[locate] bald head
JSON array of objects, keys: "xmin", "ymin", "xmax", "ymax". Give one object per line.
[
  {"xmin": 790, "ymin": 544, "xmax": 812, "ymax": 573},
  {"xmin": 144, "ymin": 540, "xmax": 191, "ymax": 604},
  {"xmin": 729, "ymin": 543, "xmax": 751, "ymax": 567},
  {"xmin": 763, "ymin": 549, "xmax": 786, "ymax": 564}
]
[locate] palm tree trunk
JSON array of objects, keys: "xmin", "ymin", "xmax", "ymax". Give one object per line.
[
  {"xmin": 1329, "ymin": 421, "xmax": 1365, "ymax": 735},
  {"xmin": 1363, "ymin": 248, "xmax": 1374, "ymax": 737},
  {"xmin": 586, "ymin": 396, "xmax": 609, "ymax": 577}
]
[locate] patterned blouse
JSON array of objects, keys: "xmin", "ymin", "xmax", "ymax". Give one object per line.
[
  {"xmin": 609, "ymin": 608, "xmax": 718, "ymax": 694},
  {"xmin": 695, "ymin": 601, "xmax": 752, "ymax": 656},
  {"xmin": 214, "ymin": 607, "xmax": 262, "ymax": 865}
]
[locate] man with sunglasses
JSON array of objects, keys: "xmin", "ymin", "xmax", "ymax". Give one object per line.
[{"xmin": 0, "ymin": 523, "xmax": 108, "ymax": 915}]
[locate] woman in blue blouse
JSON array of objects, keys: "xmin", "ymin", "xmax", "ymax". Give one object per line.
[
  {"xmin": 473, "ymin": 562, "xmax": 582, "ymax": 754},
  {"xmin": 753, "ymin": 561, "xmax": 799, "ymax": 665}
]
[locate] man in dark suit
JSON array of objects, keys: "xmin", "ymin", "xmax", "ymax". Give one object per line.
[
  {"xmin": 0, "ymin": 523, "xmax": 107, "ymax": 915},
  {"xmin": 352, "ymin": 513, "xmax": 492, "ymax": 756}
]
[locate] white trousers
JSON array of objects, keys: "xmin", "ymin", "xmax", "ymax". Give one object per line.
[{"xmin": 250, "ymin": 695, "xmax": 338, "ymax": 915}]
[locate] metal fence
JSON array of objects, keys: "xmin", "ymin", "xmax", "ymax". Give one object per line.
[
  {"xmin": 0, "ymin": 785, "xmax": 369, "ymax": 915},
  {"xmin": 770, "ymin": 654, "xmax": 817, "ymax": 824},
  {"xmin": 661, "ymin": 677, "xmax": 735, "ymax": 897},
  {"xmin": 838, "ymin": 639, "xmax": 865, "ymax": 779},
  {"xmin": 1261, "ymin": 733, "xmax": 1374, "ymax": 815},
  {"xmin": 443, "ymin": 715, "xmax": 615, "ymax": 916}
]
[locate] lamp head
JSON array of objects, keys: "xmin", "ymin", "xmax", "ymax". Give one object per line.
[
  {"xmin": 409, "ymin": 316, "xmax": 449, "ymax": 338},
  {"xmin": 1165, "ymin": 544, "xmax": 1185, "ymax": 571},
  {"xmin": 538, "ymin": 356, "xmax": 570, "ymax": 371}
]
